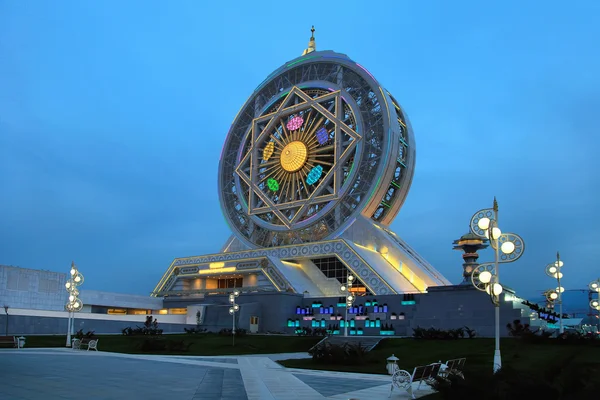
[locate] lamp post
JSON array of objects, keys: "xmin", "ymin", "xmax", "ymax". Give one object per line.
[
  {"xmin": 228, "ymin": 290, "xmax": 240, "ymax": 346},
  {"xmin": 590, "ymin": 279, "xmax": 600, "ymax": 329},
  {"xmin": 65, "ymin": 261, "xmax": 84, "ymax": 347},
  {"xmin": 340, "ymin": 274, "xmax": 355, "ymax": 337},
  {"xmin": 469, "ymin": 198, "xmax": 525, "ymax": 374},
  {"xmin": 545, "ymin": 253, "xmax": 565, "ymax": 333}
]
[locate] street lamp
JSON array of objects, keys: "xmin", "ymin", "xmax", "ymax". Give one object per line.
[
  {"xmin": 469, "ymin": 198, "xmax": 525, "ymax": 374},
  {"xmin": 228, "ymin": 290, "xmax": 240, "ymax": 346},
  {"xmin": 545, "ymin": 253, "xmax": 565, "ymax": 333},
  {"xmin": 65, "ymin": 261, "xmax": 84, "ymax": 347},
  {"xmin": 590, "ymin": 279, "xmax": 600, "ymax": 327},
  {"xmin": 340, "ymin": 274, "xmax": 355, "ymax": 337}
]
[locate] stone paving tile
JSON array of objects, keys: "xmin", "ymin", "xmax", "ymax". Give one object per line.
[{"xmin": 292, "ymin": 373, "xmax": 389, "ymax": 397}]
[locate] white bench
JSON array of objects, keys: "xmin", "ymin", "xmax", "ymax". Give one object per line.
[
  {"xmin": 439, "ymin": 358, "xmax": 466, "ymax": 380},
  {"xmin": 72, "ymin": 338, "xmax": 99, "ymax": 351},
  {"xmin": 389, "ymin": 362, "xmax": 442, "ymax": 399}
]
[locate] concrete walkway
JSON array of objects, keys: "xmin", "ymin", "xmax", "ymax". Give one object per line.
[{"xmin": 0, "ymin": 348, "xmax": 435, "ymax": 400}]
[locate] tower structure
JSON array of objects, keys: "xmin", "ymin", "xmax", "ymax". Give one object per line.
[
  {"xmin": 153, "ymin": 28, "xmax": 451, "ymax": 299},
  {"xmin": 452, "ymin": 232, "xmax": 488, "ymax": 284}
]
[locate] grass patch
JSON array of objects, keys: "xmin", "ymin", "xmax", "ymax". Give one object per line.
[
  {"xmin": 25, "ymin": 334, "xmax": 321, "ymax": 356},
  {"xmin": 278, "ymin": 338, "xmax": 600, "ymax": 375}
]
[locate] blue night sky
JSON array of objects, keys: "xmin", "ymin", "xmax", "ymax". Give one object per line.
[{"xmin": 1, "ymin": 1, "xmax": 599, "ymax": 308}]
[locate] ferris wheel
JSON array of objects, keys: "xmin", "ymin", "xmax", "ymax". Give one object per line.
[{"xmin": 219, "ymin": 48, "xmax": 415, "ymax": 248}]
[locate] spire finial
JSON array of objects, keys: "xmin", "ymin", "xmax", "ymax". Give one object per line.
[
  {"xmin": 493, "ymin": 196, "xmax": 498, "ymax": 212},
  {"xmin": 302, "ymin": 26, "xmax": 317, "ymax": 55}
]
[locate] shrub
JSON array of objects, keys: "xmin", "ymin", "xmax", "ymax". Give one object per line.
[
  {"xmin": 431, "ymin": 358, "xmax": 600, "ymax": 399},
  {"xmin": 412, "ymin": 326, "xmax": 474, "ymax": 340},
  {"xmin": 309, "ymin": 342, "xmax": 369, "ymax": 365},
  {"xmin": 74, "ymin": 329, "xmax": 95, "ymax": 340},
  {"xmin": 218, "ymin": 328, "xmax": 247, "ymax": 336},
  {"xmin": 294, "ymin": 327, "xmax": 329, "ymax": 337},
  {"xmin": 122, "ymin": 316, "xmax": 163, "ymax": 336},
  {"xmin": 184, "ymin": 327, "xmax": 208, "ymax": 334}
]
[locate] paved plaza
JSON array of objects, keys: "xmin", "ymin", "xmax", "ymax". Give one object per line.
[{"xmin": 0, "ymin": 348, "xmax": 434, "ymax": 400}]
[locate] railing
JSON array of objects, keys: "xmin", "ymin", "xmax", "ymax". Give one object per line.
[{"xmin": 156, "ymin": 286, "xmax": 278, "ymax": 297}]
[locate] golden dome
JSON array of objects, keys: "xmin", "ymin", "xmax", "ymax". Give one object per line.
[{"xmin": 280, "ymin": 141, "xmax": 308, "ymax": 172}]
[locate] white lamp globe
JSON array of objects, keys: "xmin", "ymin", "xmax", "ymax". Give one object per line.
[
  {"xmin": 479, "ymin": 270, "xmax": 493, "ymax": 284},
  {"xmin": 556, "ymin": 286, "xmax": 565, "ymax": 293},
  {"xmin": 547, "ymin": 266, "xmax": 557, "ymax": 275},
  {"xmin": 549, "ymin": 292, "xmax": 558, "ymax": 300},
  {"xmin": 555, "ymin": 261, "xmax": 564, "ymax": 268},
  {"xmin": 492, "ymin": 283, "xmax": 503, "ymax": 296},
  {"xmin": 234, "ymin": 304, "xmax": 239, "ymax": 311},
  {"xmin": 65, "ymin": 282, "xmax": 71, "ymax": 289},
  {"xmin": 70, "ymin": 268, "xmax": 76, "ymax": 276},
  {"xmin": 500, "ymin": 241, "xmax": 515, "ymax": 254},
  {"xmin": 74, "ymin": 275, "xmax": 81, "ymax": 283},
  {"xmin": 589, "ymin": 281, "xmax": 600, "ymax": 292},
  {"xmin": 229, "ymin": 308, "xmax": 234, "ymax": 315},
  {"xmin": 233, "ymin": 290, "xmax": 240, "ymax": 296},
  {"xmin": 591, "ymin": 300, "xmax": 600, "ymax": 308},
  {"xmin": 491, "ymin": 227, "xmax": 502, "ymax": 240},
  {"xmin": 553, "ymin": 272, "xmax": 563, "ymax": 279},
  {"xmin": 341, "ymin": 285, "xmax": 347, "ymax": 292},
  {"xmin": 74, "ymin": 301, "xmax": 80, "ymax": 308},
  {"xmin": 347, "ymin": 295, "xmax": 354, "ymax": 302},
  {"xmin": 477, "ymin": 217, "xmax": 490, "ymax": 231},
  {"xmin": 348, "ymin": 275, "xmax": 354, "ymax": 281},
  {"xmin": 69, "ymin": 295, "xmax": 75, "ymax": 302}
]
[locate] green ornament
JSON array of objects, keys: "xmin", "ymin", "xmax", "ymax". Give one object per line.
[{"xmin": 267, "ymin": 178, "xmax": 279, "ymax": 191}]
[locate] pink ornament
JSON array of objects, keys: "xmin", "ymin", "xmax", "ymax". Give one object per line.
[{"xmin": 286, "ymin": 116, "xmax": 304, "ymax": 131}]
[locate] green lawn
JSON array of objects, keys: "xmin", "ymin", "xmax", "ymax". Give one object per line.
[
  {"xmin": 278, "ymin": 338, "xmax": 600, "ymax": 375},
  {"xmin": 24, "ymin": 334, "xmax": 321, "ymax": 356}
]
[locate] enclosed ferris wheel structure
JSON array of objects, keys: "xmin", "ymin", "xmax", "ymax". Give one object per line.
[{"xmin": 153, "ymin": 30, "xmax": 450, "ymax": 298}]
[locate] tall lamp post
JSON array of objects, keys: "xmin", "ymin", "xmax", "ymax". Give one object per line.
[
  {"xmin": 340, "ymin": 274, "xmax": 355, "ymax": 337},
  {"xmin": 545, "ymin": 253, "xmax": 565, "ymax": 333},
  {"xmin": 65, "ymin": 261, "xmax": 84, "ymax": 347},
  {"xmin": 590, "ymin": 279, "xmax": 600, "ymax": 328},
  {"xmin": 469, "ymin": 198, "xmax": 525, "ymax": 374},
  {"xmin": 228, "ymin": 290, "xmax": 240, "ymax": 346}
]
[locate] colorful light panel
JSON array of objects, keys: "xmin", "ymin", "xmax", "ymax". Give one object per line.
[
  {"xmin": 286, "ymin": 116, "xmax": 304, "ymax": 131},
  {"xmin": 306, "ymin": 165, "xmax": 323, "ymax": 185},
  {"xmin": 267, "ymin": 178, "xmax": 279, "ymax": 191},
  {"xmin": 262, "ymin": 141, "xmax": 274, "ymax": 161},
  {"xmin": 315, "ymin": 127, "xmax": 329, "ymax": 145}
]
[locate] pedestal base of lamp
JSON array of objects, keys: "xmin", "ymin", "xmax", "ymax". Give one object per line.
[{"xmin": 493, "ymin": 350, "xmax": 502, "ymax": 373}]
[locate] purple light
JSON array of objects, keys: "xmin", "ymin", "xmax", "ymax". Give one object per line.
[
  {"xmin": 287, "ymin": 116, "xmax": 304, "ymax": 131},
  {"xmin": 315, "ymin": 127, "xmax": 329, "ymax": 145}
]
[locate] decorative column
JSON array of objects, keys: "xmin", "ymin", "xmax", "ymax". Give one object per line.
[{"xmin": 453, "ymin": 232, "xmax": 488, "ymax": 284}]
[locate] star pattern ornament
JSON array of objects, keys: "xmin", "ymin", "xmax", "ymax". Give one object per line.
[{"xmin": 235, "ymin": 86, "xmax": 361, "ymax": 228}]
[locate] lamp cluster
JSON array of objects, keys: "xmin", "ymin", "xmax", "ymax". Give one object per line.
[
  {"xmin": 590, "ymin": 280, "xmax": 600, "ymax": 311},
  {"xmin": 542, "ymin": 253, "xmax": 565, "ymax": 333},
  {"xmin": 229, "ymin": 290, "xmax": 240, "ymax": 315},
  {"xmin": 340, "ymin": 274, "xmax": 356, "ymax": 337},
  {"xmin": 65, "ymin": 262, "xmax": 84, "ymax": 312},
  {"xmin": 469, "ymin": 200, "xmax": 525, "ymax": 305}
]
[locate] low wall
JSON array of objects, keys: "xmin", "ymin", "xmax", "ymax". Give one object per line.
[{"xmin": 0, "ymin": 308, "xmax": 192, "ymax": 335}]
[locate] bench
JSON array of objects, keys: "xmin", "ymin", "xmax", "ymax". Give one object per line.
[
  {"xmin": 439, "ymin": 358, "xmax": 466, "ymax": 380},
  {"xmin": 0, "ymin": 336, "xmax": 24, "ymax": 348},
  {"xmin": 0, "ymin": 336, "xmax": 16, "ymax": 348},
  {"xmin": 72, "ymin": 338, "xmax": 99, "ymax": 351},
  {"xmin": 389, "ymin": 362, "xmax": 442, "ymax": 399}
]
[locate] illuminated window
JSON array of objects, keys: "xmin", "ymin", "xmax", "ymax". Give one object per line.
[
  {"xmin": 107, "ymin": 309, "xmax": 127, "ymax": 315},
  {"xmin": 218, "ymin": 278, "xmax": 243, "ymax": 289},
  {"xmin": 158, "ymin": 309, "xmax": 168, "ymax": 315},
  {"xmin": 132, "ymin": 310, "xmax": 149, "ymax": 315},
  {"xmin": 169, "ymin": 308, "xmax": 187, "ymax": 315}
]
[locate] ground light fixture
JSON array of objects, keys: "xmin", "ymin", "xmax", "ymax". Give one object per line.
[{"xmin": 469, "ymin": 197, "xmax": 525, "ymax": 374}]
